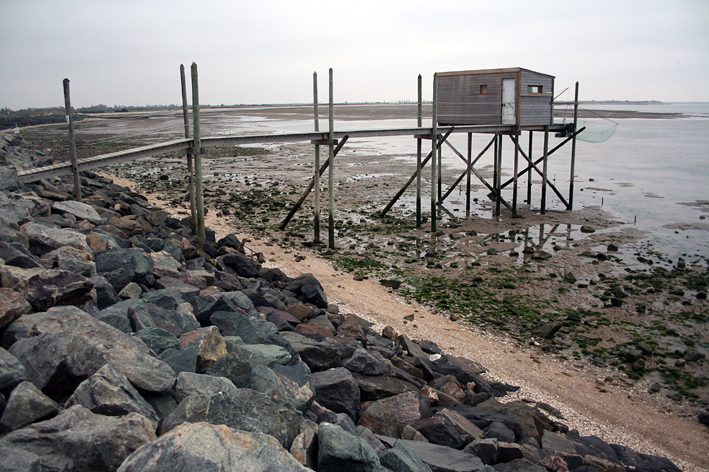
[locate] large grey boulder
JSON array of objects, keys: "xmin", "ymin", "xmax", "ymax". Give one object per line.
[
  {"xmin": 8, "ymin": 306, "xmax": 176, "ymax": 399},
  {"xmin": 0, "ymin": 217, "xmax": 28, "ymax": 248},
  {"xmin": 463, "ymin": 438, "xmax": 499, "ymax": 465},
  {"xmin": 435, "ymin": 409, "xmax": 485, "ymax": 445},
  {"xmin": 153, "ymin": 277, "xmax": 200, "ymax": 303},
  {"xmin": 145, "ymin": 303, "xmax": 200, "ymax": 337},
  {"xmin": 285, "ymin": 273, "xmax": 328, "ymax": 308},
  {"xmin": 160, "ymin": 387, "xmax": 302, "ymax": 448},
  {"xmin": 281, "ymin": 331, "xmax": 345, "ymax": 372},
  {"xmin": 343, "ymin": 347, "xmax": 391, "ymax": 376},
  {"xmin": 0, "ymin": 381, "xmax": 60, "ymax": 431},
  {"xmin": 0, "ymin": 347, "xmax": 27, "ymax": 394},
  {"xmin": 25, "ymin": 269, "xmax": 94, "ymax": 311},
  {"xmin": 212, "ymin": 309, "xmax": 269, "ymax": 338},
  {"xmin": 0, "ymin": 167, "xmax": 23, "ymax": 192},
  {"xmin": 311, "ymin": 367, "xmax": 361, "ymax": 421},
  {"xmin": 0, "ymin": 288, "xmax": 31, "ymax": 331},
  {"xmin": 0, "ymin": 405, "xmax": 156, "ymax": 472},
  {"xmin": 52, "ymin": 200, "xmax": 103, "ymax": 225},
  {"xmin": 117, "ymin": 422, "xmax": 310, "ymax": 472},
  {"xmin": 41, "ymin": 246, "xmax": 97, "ymax": 278},
  {"xmin": 1, "ymin": 265, "xmax": 94, "ymax": 312},
  {"xmin": 317, "ymin": 422, "xmax": 385, "ymax": 472},
  {"xmin": 178, "ymin": 326, "xmax": 227, "ymax": 372},
  {"xmin": 394, "ymin": 439, "xmax": 486, "ymax": 472},
  {"xmin": 173, "ymin": 371, "xmax": 238, "ymax": 403},
  {"xmin": 0, "ymin": 241, "xmax": 43, "ymax": 268},
  {"xmin": 379, "ymin": 440, "xmax": 434, "ymax": 472},
  {"xmin": 216, "ymin": 252, "xmax": 260, "ymax": 278},
  {"xmin": 0, "ymin": 199, "xmax": 34, "ymax": 226},
  {"xmin": 354, "ymin": 372, "xmax": 421, "ymax": 401},
  {"xmin": 91, "ymin": 304, "xmax": 133, "ymax": 333},
  {"xmin": 358, "ymin": 391, "xmax": 423, "ymax": 437},
  {"xmin": 193, "ymin": 291, "xmax": 258, "ymax": 325},
  {"xmin": 141, "ymin": 288, "xmax": 184, "ymax": 310},
  {"xmin": 65, "ymin": 364, "xmax": 160, "ymax": 429},
  {"xmin": 90, "ymin": 276, "xmax": 120, "ymax": 309},
  {"xmin": 160, "ymin": 346, "xmax": 199, "ymax": 375},
  {"xmin": 412, "ymin": 415, "xmax": 467, "ymax": 450},
  {"xmin": 133, "ymin": 327, "xmax": 180, "ymax": 355},
  {"xmin": 290, "ymin": 426, "xmax": 318, "ymax": 469},
  {"xmin": 0, "ymin": 446, "xmax": 42, "ymax": 472},
  {"xmin": 95, "ymin": 247, "xmax": 155, "ymax": 292},
  {"xmin": 228, "ymin": 337, "xmax": 293, "ymax": 367},
  {"xmin": 610, "ymin": 443, "xmax": 682, "ymax": 472},
  {"xmin": 106, "ymin": 298, "xmax": 155, "ymax": 332},
  {"xmin": 541, "ymin": 430, "xmax": 577, "ymax": 454},
  {"xmin": 248, "ymin": 365, "xmax": 314, "ymax": 413},
  {"xmin": 20, "ymin": 222, "xmax": 92, "ymax": 256}
]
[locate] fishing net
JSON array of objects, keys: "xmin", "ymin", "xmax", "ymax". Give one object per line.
[{"xmin": 575, "ymin": 119, "xmax": 618, "ymax": 143}]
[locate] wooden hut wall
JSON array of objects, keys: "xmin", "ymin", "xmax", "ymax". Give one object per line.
[
  {"xmin": 437, "ymin": 70, "xmax": 518, "ymax": 125},
  {"xmin": 519, "ymin": 70, "xmax": 554, "ymax": 126}
]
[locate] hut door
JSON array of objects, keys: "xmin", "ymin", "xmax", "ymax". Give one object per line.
[{"xmin": 501, "ymin": 78, "xmax": 516, "ymax": 124}]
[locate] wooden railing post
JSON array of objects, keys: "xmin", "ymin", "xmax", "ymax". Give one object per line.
[
  {"xmin": 191, "ymin": 63, "xmax": 205, "ymax": 242},
  {"xmin": 180, "ymin": 65, "xmax": 197, "ymax": 233},
  {"xmin": 62, "ymin": 79, "xmax": 81, "ymax": 201},
  {"xmin": 313, "ymin": 72, "xmax": 320, "ymax": 242},
  {"xmin": 431, "ymin": 73, "xmax": 438, "ymax": 233},
  {"xmin": 416, "ymin": 74, "xmax": 423, "ymax": 227},
  {"xmin": 328, "ymin": 68, "xmax": 335, "ymax": 249}
]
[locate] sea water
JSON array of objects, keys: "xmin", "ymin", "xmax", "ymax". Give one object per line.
[{"xmin": 217, "ymin": 104, "xmax": 709, "ymax": 264}]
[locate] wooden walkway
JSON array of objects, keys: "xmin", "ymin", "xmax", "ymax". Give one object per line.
[{"xmin": 17, "ymin": 123, "xmax": 568, "ymax": 183}]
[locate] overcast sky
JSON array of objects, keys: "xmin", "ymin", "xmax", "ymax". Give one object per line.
[{"xmin": 1, "ymin": 0, "xmax": 708, "ymax": 109}]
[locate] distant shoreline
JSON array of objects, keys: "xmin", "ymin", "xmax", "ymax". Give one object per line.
[{"xmin": 579, "ymin": 100, "xmax": 665, "ymax": 106}]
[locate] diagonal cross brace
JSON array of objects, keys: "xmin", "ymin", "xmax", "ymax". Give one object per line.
[
  {"xmin": 500, "ymin": 127, "xmax": 585, "ymax": 190},
  {"xmin": 439, "ymin": 136, "xmax": 496, "ymax": 203},
  {"xmin": 380, "ymin": 129, "xmax": 454, "ymax": 217},
  {"xmin": 507, "ymin": 135, "xmax": 570, "ymax": 209},
  {"xmin": 440, "ymin": 135, "xmax": 515, "ymax": 213},
  {"xmin": 280, "ymin": 135, "xmax": 349, "ymax": 229}
]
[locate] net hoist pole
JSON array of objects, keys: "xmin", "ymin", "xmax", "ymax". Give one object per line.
[{"xmin": 569, "ymin": 81, "xmax": 579, "ymax": 210}]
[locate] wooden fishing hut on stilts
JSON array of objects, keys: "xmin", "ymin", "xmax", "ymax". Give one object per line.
[
  {"xmin": 381, "ymin": 67, "xmax": 581, "ymax": 233},
  {"xmin": 19, "ymin": 65, "xmax": 582, "ymax": 251}
]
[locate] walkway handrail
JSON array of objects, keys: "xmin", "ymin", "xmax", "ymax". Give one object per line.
[{"xmin": 18, "ymin": 123, "xmax": 568, "ymax": 184}]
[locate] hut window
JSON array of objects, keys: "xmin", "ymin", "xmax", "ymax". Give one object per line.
[
  {"xmin": 528, "ymin": 85, "xmax": 543, "ymax": 94},
  {"xmin": 480, "ymin": 85, "xmax": 488, "ymax": 94}
]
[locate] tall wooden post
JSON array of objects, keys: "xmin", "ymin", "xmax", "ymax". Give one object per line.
[
  {"xmin": 180, "ymin": 65, "xmax": 197, "ymax": 233},
  {"xmin": 527, "ymin": 131, "xmax": 533, "ymax": 205},
  {"xmin": 313, "ymin": 72, "xmax": 320, "ymax": 242},
  {"xmin": 512, "ymin": 129, "xmax": 519, "ymax": 216},
  {"xmin": 541, "ymin": 126, "xmax": 549, "ymax": 214},
  {"xmin": 431, "ymin": 73, "xmax": 438, "ymax": 233},
  {"xmin": 495, "ymin": 134, "xmax": 502, "ymax": 216},
  {"xmin": 466, "ymin": 133, "xmax": 472, "ymax": 216},
  {"xmin": 492, "ymin": 135, "xmax": 498, "ymax": 202},
  {"xmin": 416, "ymin": 74, "xmax": 422, "ymax": 227},
  {"xmin": 437, "ymin": 136, "xmax": 442, "ymax": 201},
  {"xmin": 191, "ymin": 63, "xmax": 205, "ymax": 242},
  {"xmin": 569, "ymin": 81, "xmax": 579, "ymax": 210},
  {"xmin": 62, "ymin": 79, "xmax": 81, "ymax": 201},
  {"xmin": 328, "ymin": 68, "xmax": 335, "ymax": 249}
]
